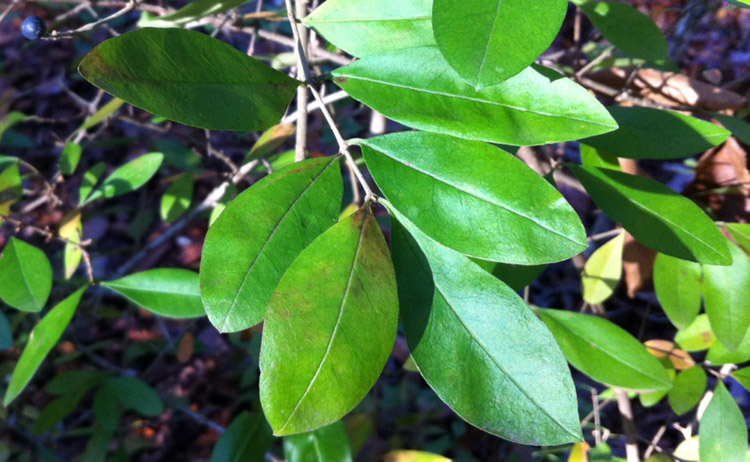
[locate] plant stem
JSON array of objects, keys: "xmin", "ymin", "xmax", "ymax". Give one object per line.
[{"xmin": 293, "ymin": 0, "xmax": 309, "ymax": 162}]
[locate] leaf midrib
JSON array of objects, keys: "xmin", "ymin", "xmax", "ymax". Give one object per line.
[{"xmin": 14, "ymin": 242, "xmax": 41, "ymax": 310}]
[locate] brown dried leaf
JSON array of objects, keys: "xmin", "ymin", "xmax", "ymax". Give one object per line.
[
  {"xmin": 177, "ymin": 332, "xmax": 194, "ymax": 364},
  {"xmin": 645, "ymin": 339, "xmax": 695, "ymax": 370},
  {"xmin": 622, "ymin": 231, "xmax": 657, "ymax": 298}
]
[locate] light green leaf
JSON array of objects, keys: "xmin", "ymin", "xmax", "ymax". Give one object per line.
[
  {"xmin": 0, "ymin": 237, "xmax": 53, "ymax": 312},
  {"xmin": 210, "ymin": 412, "xmax": 273, "ymax": 462},
  {"xmin": 201, "ymin": 156, "xmax": 343, "ymax": 333},
  {"xmin": 284, "ymin": 421, "xmax": 353, "ymax": 462},
  {"xmin": 572, "ymin": 0, "xmax": 668, "ymax": 62},
  {"xmin": 732, "ymin": 368, "xmax": 750, "ymax": 391},
  {"xmin": 0, "ymin": 163, "xmax": 22, "ymax": 218},
  {"xmin": 105, "ymin": 376, "xmax": 163, "ymax": 417},
  {"xmin": 332, "ymin": 47, "xmax": 617, "ymax": 146},
  {"xmin": 699, "ymin": 382, "xmax": 747, "ymax": 462},
  {"xmin": 706, "ymin": 330, "xmax": 750, "ymax": 365},
  {"xmin": 160, "ymin": 172, "xmax": 193, "ymax": 223},
  {"xmin": 304, "ymin": 0, "xmax": 434, "ymax": 57},
  {"xmin": 102, "ymin": 269, "xmax": 205, "ymax": 319},
  {"xmin": 60, "ymin": 142, "xmax": 82, "ymax": 176},
  {"xmin": 83, "ymin": 153, "xmax": 164, "ymax": 205},
  {"xmin": 582, "ymin": 231, "xmax": 624, "ymax": 304},
  {"xmin": 639, "ymin": 368, "xmax": 675, "ymax": 408},
  {"xmin": 668, "ymin": 366, "xmax": 707, "ymax": 415},
  {"xmin": 725, "ymin": 223, "xmax": 750, "ymax": 253},
  {"xmin": 359, "ymin": 132, "xmax": 586, "ymax": 264},
  {"xmin": 703, "ymin": 241, "xmax": 750, "ymax": 351},
  {"xmin": 580, "ymin": 143, "xmax": 621, "ymax": 171},
  {"xmin": 4, "ymin": 286, "xmax": 87, "ymax": 406},
  {"xmin": 79, "ymin": 28, "xmax": 299, "ymax": 131},
  {"xmin": 147, "ymin": 0, "xmax": 251, "ymax": 26},
  {"xmin": 385, "ymin": 451, "xmax": 451, "ymax": 462},
  {"xmin": 79, "ymin": 162, "xmax": 107, "ymax": 203},
  {"xmin": 538, "ymin": 309, "xmax": 672, "ymax": 391},
  {"xmin": 260, "ymin": 207, "xmax": 398, "ymax": 435},
  {"xmin": 64, "ymin": 241, "xmax": 83, "ymax": 280},
  {"xmin": 389, "ymin": 203, "xmax": 581, "ymax": 445},
  {"xmin": 76, "ymin": 98, "xmax": 125, "ymax": 135},
  {"xmin": 568, "ymin": 164, "xmax": 731, "ymax": 265},
  {"xmin": 653, "ymin": 253, "xmax": 703, "ymax": 329},
  {"xmin": 433, "ymin": 0, "xmax": 567, "ymax": 88},
  {"xmin": 675, "ymin": 315, "xmax": 715, "ymax": 352},
  {"xmin": 246, "ymin": 124, "xmax": 296, "ymax": 162},
  {"xmin": 581, "ymin": 106, "xmax": 730, "ymax": 159}
]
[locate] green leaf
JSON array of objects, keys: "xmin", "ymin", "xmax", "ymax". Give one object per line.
[
  {"xmin": 304, "ymin": 0, "xmax": 434, "ymax": 58},
  {"xmin": 432, "ymin": 0, "xmax": 567, "ymax": 88},
  {"xmin": 538, "ymin": 309, "xmax": 672, "ymax": 391},
  {"xmin": 359, "ymin": 132, "xmax": 586, "ymax": 263},
  {"xmin": 702, "ymin": 241, "xmax": 750, "ymax": 351},
  {"xmin": 79, "ymin": 28, "xmax": 299, "ymax": 132},
  {"xmin": 246, "ymin": 124, "xmax": 296, "ymax": 162},
  {"xmin": 0, "ymin": 311, "xmax": 12, "ymax": 350},
  {"xmin": 581, "ymin": 106, "xmax": 730, "ymax": 159},
  {"xmin": 34, "ymin": 389, "xmax": 88, "ymax": 434},
  {"xmin": 675, "ymin": 315, "xmax": 715, "ymax": 352},
  {"xmin": 713, "ymin": 113, "xmax": 750, "ymax": 145},
  {"xmin": 105, "ymin": 376, "xmax": 163, "ymax": 417},
  {"xmin": 668, "ymin": 366, "xmax": 707, "ymax": 415},
  {"xmin": 209, "ymin": 183, "xmax": 237, "ymax": 227},
  {"xmin": 572, "ymin": 0, "xmax": 668, "ymax": 62},
  {"xmin": 60, "ymin": 142, "xmax": 82, "ymax": 176},
  {"xmin": 0, "ymin": 163, "xmax": 22, "ymax": 218},
  {"xmin": 0, "ymin": 112, "xmax": 33, "ymax": 145},
  {"xmin": 653, "ymin": 253, "xmax": 703, "ymax": 329},
  {"xmin": 102, "ymin": 269, "xmax": 205, "ymax": 319},
  {"xmin": 473, "ymin": 261, "xmax": 547, "ymax": 291},
  {"xmin": 46, "ymin": 370, "xmax": 104, "ymax": 395},
  {"xmin": 568, "ymin": 165, "xmax": 731, "ymax": 265},
  {"xmin": 389, "ymin": 204, "xmax": 581, "ymax": 445},
  {"xmin": 93, "ymin": 384, "xmax": 121, "ymax": 432},
  {"xmin": 699, "ymin": 382, "xmax": 747, "ymax": 462},
  {"xmin": 384, "ymin": 451, "xmax": 451, "ymax": 462},
  {"xmin": 201, "ymin": 156, "xmax": 343, "ymax": 333},
  {"xmin": 160, "ymin": 172, "xmax": 193, "ymax": 223},
  {"xmin": 731, "ymin": 368, "xmax": 750, "ymax": 391},
  {"xmin": 79, "ymin": 162, "xmax": 107, "ymax": 203},
  {"xmin": 210, "ymin": 412, "xmax": 273, "ymax": 462},
  {"xmin": 639, "ymin": 369, "xmax": 675, "ymax": 408},
  {"xmin": 332, "ymin": 47, "xmax": 617, "ymax": 146},
  {"xmin": 75, "ymin": 98, "xmax": 125, "ymax": 135},
  {"xmin": 83, "ymin": 153, "xmax": 164, "ymax": 205},
  {"xmin": 580, "ymin": 143, "xmax": 621, "ymax": 171},
  {"xmin": 725, "ymin": 223, "xmax": 750, "ymax": 253},
  {"xmin": 148, "ymin": 0, "xmax": 251, "ymax": 26},
  {"xmin": 706, "ymin": 330, "xmax": 750, "ymax": 365},
  {"xmin": 260, "ymin": 207, "xmax": 398, "ymax": 435},
  {"xmin": 283, "ymin": 421, "xmax": 353, "ymax": 462},
  {"xmin": 0, "ymin": 237, "xmax": 53, "ymax": 312},
  {"xmin": 582, "ymin": 231, "xmax": 625, "ymax": 304},
  {"xmin": 4, "ymin": 286, "xmax": 87, "ymax": 406}
]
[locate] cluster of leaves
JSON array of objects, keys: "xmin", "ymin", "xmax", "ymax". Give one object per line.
[{"xmin": 2, "ymin": 0, "xmax": 750, "ymax": 460}]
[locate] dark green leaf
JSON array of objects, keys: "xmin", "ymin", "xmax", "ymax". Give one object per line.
[
  {"xmin": 572, "ymin": 0, "xmax": 668, "ymax": 62},
  {"xmin": 82, "ymin": 426, "xmax": 114, "ymax": 462},
  {"xmin": 568, "ymin": 165, "xmax": 731, "ymax": 265},
  {"xmin": 4, "ymin": 286, "xmax": 87, "ymax": 405},
  {"xmin": 538, "ymin": 309, "xmax": 672, "ymax": 391},
  {"xmin": 713, "ymin": 113, "xmax": 750, "ymax": 145},
  {"xmin": 580, "ymin": 143, "xmax": 621, "ymax": 171},
  {"xmin": 79, "ymin": 28, "xmax": 299, "ymax": 131},
  {"xmin": 93, "ymin": 385, "xmax": 121, "ymax": 432},
  {"xmin": 284, "ymin": 421, "xmax": 353, "ymax": 462},
  {"xmin": 0, "ymin": 312, "xmax": 12, "ymax": 350},
  {"xmin": 60, "ymin": 142, "xmax": 82, "ymax": 176},
  {"xmin": 668, "ymin": 366, "xmax": 707, "ymax": 415},
  {"xmin": 433, "ymin": 0, "xmax": 567, "ymax": 88},
  {"xmin": 106, "ymin": 376, "xmax": 163, "ymax": 417},
  {"xmin": 304, "ymin": 0, "xmax": 433, "ymax": 57},
  {"xmin": 46, "ymin": 370, "xmax": 104, "ymax": 395},
  {"xmin": 699, "ymin": 382, "xmax": 747, "ymax": 462},
  {"xmin": 83, "ymin": 153, "xmax": 164, "ymax": 205},
  {"xmin": 389, "ymin": 204, "xmax": 581, "ymax": 445},
  {"xmin": 0, "ymin": 237, "xmax": 53, "ymax": 312},
  {"xmin": 332, "ymin": 47, "xmax": 617, "ymax": 146},
  {"xmin": 581, "ymin": 106, "xmax": 730, "ymax": 159},
  {"xmin": 160, "ymin": 172, "xmax": 193, "ymax": 223},
  {"xmin": 102, "ymin": 269, "xmax": 205, "ymax": 319},
  {"xmin": 201, "ymin": 156, "xmax": 343, "ymax": 333},
  {"xmin": 653, "ymin": 253, "xmax": 703, "ymax": 329},
  {"xmin": 211, "ymin": 412, "xmax": 273, "ymax": 462},
  {"xmin": 702, "ymin": 241, "xmax": 750, "ymax": 351},
  {"xmin": 260, "ymin": 207, "xmax": 399, "ymax": 435},
  {"xmin": 33, "ymin": 389, "xmax": 88, "ymax": 434},
  {"xmin": 359, "ymin": 132, "xmax": 586, "ymax": 263},
  {"xmin": 473, "ymin": 261, "xmax": 547, "ymax": 292}
]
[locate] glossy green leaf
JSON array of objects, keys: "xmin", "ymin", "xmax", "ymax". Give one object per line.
[
  {"xmin": 581, "ymin": 106, "xmax": 730, "ymax": 159},
  {"xmin": 699, "ymin": 382, "xmax": 747, "ymax": 462},
  {"xmin": 260, "ymin": 207, "xmax": 398, "ymax": 435},
  {"xmin": 304, "ymin": 0, "xmax": 434, "ymax": 57},
  {"xmin": 60, "ymin": 142, "xmax": 82, "ymax": 176},
  {"xmin": 569, "ymin": 165, "xmax": 731, "ymax": 265},
  {"xmin": 284, "ymin": 421, "xmax": 353, "ymax": 462},
  {"xmin": 703, "ymin": 241, "xmax": 750, "ymax": 351},
  {"xmin": 433, "ymin": 0, "xmax": 567, "ymax": 88},
  {"xmin": 105, "ymin": 376, "xmax": 163, "ymax": 417},
  {"xmin": 79, "ymin": 162, "xmax": 107, "ymax": 203},
  {"xmin": 4, "ymin": 286, "xmax": 87, "ymax": 406},
  {"xmin": 653, "ymin": 253, "xmax": 703, "ymax": 329},
  {"xmin": 102, "ymin": 269, "xmax": 205, "ymax": 319},
  {"xmin": 201, "ymin": 156, "xmax": 343, "ymax": 333},
  {"xmin": 731, "ymin": 367, "xmax": 750, "ymax": 391},
  {"xmin": 668, "ymin": 366, "xmax": 707, "ymax": 415},
  {"xmin": 725, "ymin": 223, "xmax": 750, "ymax": 253},
  {"xmin": 582, "ymin": 231, "xmax": 624, "ymax": 304},
  {"xmin": 675, "ymin": 315, "xmax": 715, "ymax": 352},
  {"xmin": 389, "ymin": 204, "xmax": 581, "ymax": 445},
  {"xmin": 83, "ymin": 153, "xmax": 164, "ymax": 205},
  {"xmin": 359, "ymin": 132, "xmax": 586, "ymax": 264},
  {"xmin": 148, "ymin": 0, "xmax": 251, "ymax": 26},
  {"xmin": 538, "ymin": 309, "xmax": 672, "ymax": 391},
  {"xmin": 160, "ymin": 172, "xmax": 193, "ymax": 223},
  {"xmin": 0, "ymin": 237, "xmax": 53, "ymax": 313},
  {"xmin": 210, "ymin": 412, "xmax": 273, "ymax": 462},
  {"xmin": 580, "ymin": 143, "xmax": 621, "ymax": 171},
  {"xmin": 706, "ymin": 330, "xmax": 750, "ymax": 365},
  {"xmin": 572, "ymin": 0, "xmax": 668, "ymax": 62},
  {"xmin": 79, "ymin": 28, "xmax": 299, "ymax": 131},
  {"xmin": 713, "ymin": 113, "xmax": 750, "ymax": 145},
  {"xmin": 473, "ymin": 261, "xmax": 547, "ymax": 292},
  {"xmin": 332, "ymin": 47, "xmax": 617, "ymax": 146}
]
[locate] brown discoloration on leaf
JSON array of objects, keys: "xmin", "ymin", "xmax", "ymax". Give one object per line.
[{"xmin": 622, "ymin": 231, "xmax": 656, "ymax": 298}]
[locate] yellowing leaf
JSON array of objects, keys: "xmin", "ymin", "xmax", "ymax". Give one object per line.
[
  {"xmin": 385, "ymin": 450, "xmax": 452, "ymax": 462},
  {"xmin": 645, "ymin": 340, "xmax": 695, "ymax": 370},
  {"xmin": 568, "ymin": 442, "xmax": 590, "ymax": 462},
  {"xmin": 582, "ymin": 231, "xmax": 625, "ymax": 304}
]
